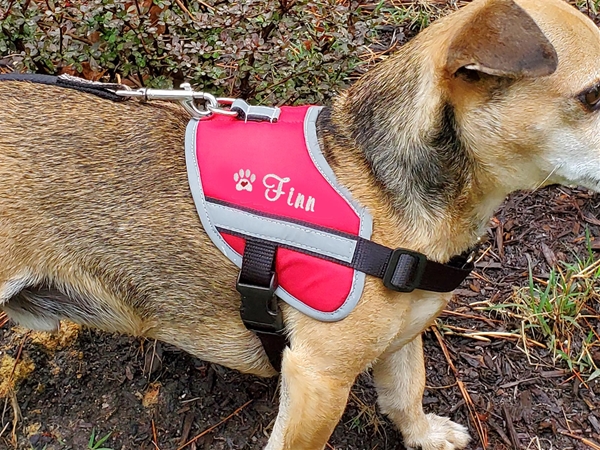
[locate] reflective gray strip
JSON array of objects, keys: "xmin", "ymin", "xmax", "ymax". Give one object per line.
[
  {"xmin": 206, "ymin": 201, "xmax": 357, "ymax": 263},
  {"xmin": 185, "ymin": 107, "xmax": 373, "ymax": 322},
  {"xmin": 304, "ymin": 107, "xmax": 373, "ymax": 240}
]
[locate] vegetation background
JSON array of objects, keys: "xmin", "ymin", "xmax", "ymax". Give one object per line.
[
  {"xmin": 0, "ymin": 0, "xmax": 449, "ymax": 104},
  {"xmin": 1, "ymin": 1, "xmax": 600, "ymax": 449}
]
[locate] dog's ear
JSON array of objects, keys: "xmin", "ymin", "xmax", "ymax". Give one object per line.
[{"xmin": 446, "ymin": 0, "xmax": 558, "ymax": 78}]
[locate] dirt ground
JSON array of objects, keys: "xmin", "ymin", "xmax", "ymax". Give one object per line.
[{"xmin": 0, "ymin": 187, "xmax": 599, "ymax": 450}]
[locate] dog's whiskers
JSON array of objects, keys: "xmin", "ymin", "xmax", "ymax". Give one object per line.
[{"xmin": 533, "ymin": 165, "xmax": 559, "ymax": 192}]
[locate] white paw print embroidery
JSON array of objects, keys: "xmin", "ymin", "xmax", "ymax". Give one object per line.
[{"xmin": 234, "ymin": 169, "xmax": 256, "ymax": 192}]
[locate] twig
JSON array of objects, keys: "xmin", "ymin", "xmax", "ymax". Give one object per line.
[
  {"xmin": 0, "ymin": 312, "xmax": 8, "ymax": 328},
  {"xmin": 442, "ymin": 331, "xmax": 491, "ymax": 342},
  {"xmin": 520, "ymin": 320, "xmax": 533, "ymax": 366},
  {"xmin": 9, "ymin": 390, "xmax": 19, "ymax": 446},
  {"xmin": 561, "ymin": 406, "xmax": 574, "ymax": 434},
  {"xmin": 559, "ymin": 430, "xmax": 600, "ymax": 450},
  {"xmin": 176, "ymin": 400, "xmax": 252, "ymax": 450},
  {"xmin": 63, "ymin": 30, "xmax": 94, "ymax": 46},
  {"xmin": 0, "ymin": 397, "xmax": 8, "ymax": 434},
  {"xmin": 180, "ymin": 396, "xmax": 202, "ymax": 405},
  {"xmin": 0, "ymin": 421, "xmax": 9, "ymax": 439},
  {"xmin": 8, "ymin": 335, "xmax": 27, "ymax": 382},
  {"xmin": 488, "ymin": 419, "xmax": 513, "ymax": 447},
  {"xmin": 433, "ymin": 326, "xmax": 489, "ymax": 448},
  {"xmin": 326, "ymin": 443, "xmax": 335, "ymax": 449},
  {"xmin": 470, "ymin": 271, "xmax": 494, "ymax": 284},
  {"xmin": 502, "ymin": 404, "xmax": 520, "ymax": 449},
  {"xmin": 151, "ymin": 419, "xmax": 160, "ymax": 449},
  {"xmin": 425, "ymin": 382, "xmax": 458, "ymax": 390},
  {"xmin": 0, "ymin": 0, "xmax": 16, "ymax": 21},
  {"xmin": 8, "ymin": 334, "xmax": 28, "ymax": 444},
  {"xmin": 441, "ymin": 309, "xmax": 501, "ymax": 326},
  {"xmin": 179, "ymin": 413, "xmax": 195, "ymax": 446},
  {"xmin": 441, "ymin": 328, "xmax": 546, "ymax": 348},
  {"xmin": 146, "ymin": 339, "xmax": 158, "ymax": 382},
  {"xmin": 474, "ymin": 244, "xmax": 493, "ymax": 265},
  {"xmin": 174, "ymin": 0, "xmax": 213, "ymax": 18}
]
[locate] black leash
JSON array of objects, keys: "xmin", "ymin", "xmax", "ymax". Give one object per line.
[{"xmin": 0, "ymin": 73, "xmax": 127, "ymax": 102}]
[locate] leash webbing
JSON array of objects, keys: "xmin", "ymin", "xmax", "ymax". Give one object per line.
[{"xmin": 0, "ymin": 73, "xmax": 127, "ymax": 102}]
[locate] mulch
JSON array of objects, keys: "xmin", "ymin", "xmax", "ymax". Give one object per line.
[{"xmin": 1, "ymin": 187, "xmax": 599, "ymax": 450}]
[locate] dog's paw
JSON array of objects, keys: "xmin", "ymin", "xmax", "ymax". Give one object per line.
[{"xmin": 404, "ymin": 414, "xmax": 470, "ymax": 450}]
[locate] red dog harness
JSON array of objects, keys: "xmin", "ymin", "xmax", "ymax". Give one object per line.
[
  {"xmin": 186, "ymin": 105, "xmax": 372, "ymax": 322},
  {"xmin": 185, "ymin": 104, "xmax": 473, "ymax": 371}
]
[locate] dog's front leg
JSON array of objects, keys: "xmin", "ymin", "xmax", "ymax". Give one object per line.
[
  {"xmin": 265, "ymin": 345, "xmax": 356, "ymax": 450},
  {"xmin": 373, "ymin": 335, "xmax": 470, "ymax": 450}
]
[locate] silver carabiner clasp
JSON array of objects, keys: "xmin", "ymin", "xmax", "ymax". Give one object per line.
[
  {"xmin": 115, "ymin": 83, "xmax": 219, "ymax": 118},
  {"xmin": 113, "ymin": 83, "xmax": 279, "ymax": 122},
  {"xmin": 179, "ymin": 83, "xmax": 216, "ymax": 118}
]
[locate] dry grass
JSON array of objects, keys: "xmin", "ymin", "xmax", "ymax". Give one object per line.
[
  {"xmin": 483, "ymin": 240, "xmax": 600, "ymax": 379},
  {"xmin": 346, "ymin": 389, "xmax": 385, "ymax": 436}
]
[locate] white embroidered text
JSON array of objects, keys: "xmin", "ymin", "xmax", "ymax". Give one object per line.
[{"xmin": 263, "ymin": 174, "xmax": 316, "ymax": 212}]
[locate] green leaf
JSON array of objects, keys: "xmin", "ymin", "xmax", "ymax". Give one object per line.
[
  {"xmin": 95, "ymin": 431, "xmax": 112, "ymax": 447},
  {"xmin": 589, "ymin": 369, "xmax": 600, "ymax": 382}
]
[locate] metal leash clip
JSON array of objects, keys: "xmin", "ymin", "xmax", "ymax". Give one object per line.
[{"xmin": 114, "ymin": 83, "xmax": 280, "ymax": 122}]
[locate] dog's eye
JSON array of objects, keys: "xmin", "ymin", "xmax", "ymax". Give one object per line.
[{"xmin": 581, "ymin": 86, "xmax": 600, "ymax": 109}]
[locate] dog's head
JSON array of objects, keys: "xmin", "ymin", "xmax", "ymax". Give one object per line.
[
  {"xmin": 339, "ymin": 0, "xmax": 600, "ymax": 245},
  {"xmin": 444, "ymin": 0, "xmax": 600, "ymax": 194}
]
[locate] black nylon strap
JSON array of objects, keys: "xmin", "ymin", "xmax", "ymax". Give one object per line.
[
  {"xmin": 416, "ymin": 255, "xmax": 472, "ymax": 292},
  {"xmin": 237, "ymin": 239, "xmax": 287, "ymax": 372},
  {"xmin": 0, "ymin": 73, "xmax": 58, "ymax": 86},
  {"xmin": 352, "ymin": 238, "xmax": 391, "ymax": 278},
  {"xmin": 352, "ymin": 237, "xmax": 472, "ymax": 292},
  {"xmin": 239, "ymin": 239, "xmax": 277, "ymax": 287},
  {"xmin": 0, "ymin": 73, "xmax": 127, "ymax": 102},
  {"xmin": 254, "ymin": 332, "xmax": 286, "ymax": 372}
]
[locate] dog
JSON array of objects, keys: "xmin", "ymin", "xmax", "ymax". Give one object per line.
[{"xmin": 1, "ymin": 0, "xmax": 600, "ymax": 448}]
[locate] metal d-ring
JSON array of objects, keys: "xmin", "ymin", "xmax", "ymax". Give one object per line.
[
  {"xmin": 206, "ymin": 97, "xmax": 239, "ymax": 117},
  {"xmin": 207, "ymin": 104, "xmax": 239, "ymax": 117}
]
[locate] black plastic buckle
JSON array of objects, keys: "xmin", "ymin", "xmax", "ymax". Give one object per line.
[
  {"xmin": 236, "ymin": 272, "xmax": 284, "ymax": 334},
  {"xmin": 383, "ymin": 248, "xmax": 427, "ymax": 293}
]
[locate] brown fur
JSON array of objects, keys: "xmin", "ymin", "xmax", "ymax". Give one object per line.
[{"xmin": 2, "ymin": 0, "xmax": 600, "ymax": 448}]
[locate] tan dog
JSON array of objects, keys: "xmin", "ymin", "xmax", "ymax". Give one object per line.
[{"xmin": 1, "ymin": 0, "xmax": 600, "ymax": 448}]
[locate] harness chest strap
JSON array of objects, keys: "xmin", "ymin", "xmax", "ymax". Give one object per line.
[{"xmin": 234, "ymin": 232, "xmax": 472, "ymax": 371}]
